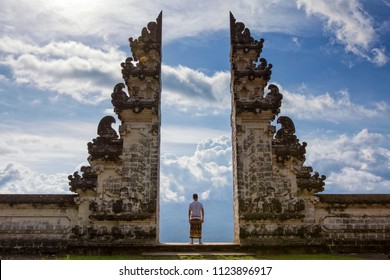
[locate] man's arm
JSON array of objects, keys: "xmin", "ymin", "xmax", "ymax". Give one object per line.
[
  {"xmin": 201, "ymin": 208, "xmax": 205, "ymax": 223},
  {"xmin": 188, "ymin": 209, "xmax": 191, "ymax": 223}
]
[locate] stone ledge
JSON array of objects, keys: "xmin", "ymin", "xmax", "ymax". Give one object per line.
[
  {"xmin": 0, "ymin": 194, "xmax": 78, "ymax": 205},
  {"xmin": 317, "ymin": 194, "xmax": 390, "ymax": 204},
  {"xmin": 89, "ymin": 213, "xmax": 154, "ymax": 221}
]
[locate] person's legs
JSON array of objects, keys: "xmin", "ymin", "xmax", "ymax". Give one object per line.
[
  {"xmin": 190, "ymin": 238, "xmax": 194, "ymax": 245},
  {"xmin": 199, "ymin": 238, "xmax": 203, "ymax": 245}
]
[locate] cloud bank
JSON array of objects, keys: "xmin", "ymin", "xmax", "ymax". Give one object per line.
[
  {"xmin": 0, "ymin": 37, "xmax": 123, "ymax": 103},
  {"xmin": 162, "ymin": 65, "xmax": 230, "ymax": 114},
  {"xmin": 2, "ymin": 129, "xmax": 389, "ymax": 196},
  {"xmin": 0, "ymin": 162, "xmax": 70, "ymax": 194},
  {"xmin": 0, "ymin": 121, "xmax": 94, "ymax": 174},
  {"xmin": 160, "ymin": 136, "xmax": 232, "ymax": 203},
  {"xmin": 306, "ymin": 129, "xmax": 390, "ymax": 193},
  {"xmin": 278, "ymin": 84, "xmax": 389, "ymax": 122}
]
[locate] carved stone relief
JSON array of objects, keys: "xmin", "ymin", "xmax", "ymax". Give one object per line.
[{"xmin": 87, "ymin": 116, "xmax": 123, "ymax": 162}]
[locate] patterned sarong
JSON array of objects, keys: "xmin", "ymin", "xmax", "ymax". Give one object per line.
[{"xmin": 189, "ymin": 219, "xmax": 202, "ymax": 238}]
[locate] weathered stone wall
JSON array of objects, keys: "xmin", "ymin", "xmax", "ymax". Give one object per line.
[
  {"xmin": 0, "ymin": 194, "xmax": 78, "ymax": 253},
  {"xmin": 315, "ymin": 194, "xmax": 390, "ymax": 252}
]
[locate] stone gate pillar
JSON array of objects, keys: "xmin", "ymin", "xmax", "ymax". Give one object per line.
[
  {"xmin": 230, "ymin": 13, "xmax": 325, "ymax": 246},
  {"xmin": 69, "ymin": 12, "xmax": 162, "ymax": 245}
]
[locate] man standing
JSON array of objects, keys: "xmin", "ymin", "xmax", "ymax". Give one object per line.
[{"xmin": 188, "ymin": 193, "xmax": 204, "ymax": 245}]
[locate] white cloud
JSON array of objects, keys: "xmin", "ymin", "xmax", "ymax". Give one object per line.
[
  {"xmin": 161, "ymin": 65, "xmax": 388, "ymax": 121},
  {"xmin": 327, "ymin": 167, "xmax": 390, "ymax": 193},
  {"xmin": 1, "ymin": 124, "xmax": 389, "ymax": 197},
  {"xmin": 0, "ymin": 162, "xmax": 71, "ymax": 194},
  {"xmin": 297, "ymin": 0, "xmax": 388, "ymax": 66},
  {"xmin": 292, "ymin": 37, "xmax": 301, "ymax": 47},
  {"xmin": 200, "ymin": 190, "xmax": 211, "ymax": 200},
  {"xmin": 161, "ymin": 127, "xmax": 390, "ymax": 202},
  {"xmin": 1, "ymin": 1, "xmax": 387, "ymax": 108},
  {"xmin": 162, "ymin": 125, "xmax": 229, "ymax": 145},
  {"xmin": 160, "ymin": 172, "xmax": 186, "ymax": 203},
  {"xmin": 371, "ymin": 47, "xmax": 389, "ymax": 66},
  {"xmin": 306, "ymin": 129, "xmax": 388, "ymax": 168},
  {"xmin": 1, "ymin": 41, "xmax": 233, "ymax": 109},
  {"xmin": 0, "ymin": 37, "xmax": 124, "ymax": 103},
  {"xmin": 162, "ymin": 65, "xmax": 230, "ymax": 114},
  {"xmin": 160, "ymin": 136, "xmax": 232, "ymax": 203},
  {"xmin": 0, "ymin": 121, "xmax": 96, "ymax": 174},
  {"xmin": 305, "ymin": 129, "xmax": 390, "ymax": 193},
  {"xmin": 278, "ymin": 84, "xmax": 389, "ymax": 122}
]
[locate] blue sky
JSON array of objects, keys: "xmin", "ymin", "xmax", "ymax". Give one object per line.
[{"xmin": 1, "ymin": 0, "xmax": 390, "ymax": 241}]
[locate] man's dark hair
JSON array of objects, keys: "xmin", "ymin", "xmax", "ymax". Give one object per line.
[{"xmin": 193, "ymin": 193, "xmax": 198, "ymax": 200}]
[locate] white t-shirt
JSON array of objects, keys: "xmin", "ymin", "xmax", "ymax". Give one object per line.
[{"xmin": 189, "ymin": 201, "xmax": 204, "ymax": 220}]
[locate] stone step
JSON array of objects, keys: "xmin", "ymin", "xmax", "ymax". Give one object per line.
[
  {"xmin": 142, "ymin": 251, "xmax": 255, "ymax": 256},
  {"xmin": 153, "ymin": 242, "xmax": 242, "ymax": 252},
  {"xmin": 145, "ymin": 243, "xmax": 251, "ymax": 256}
]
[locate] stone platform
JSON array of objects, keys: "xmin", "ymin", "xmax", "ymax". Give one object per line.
[
  {"xmin": 143, "ymin": 242, "xmax": 250, "ymax": 257},
  {"xmin": 143, "ymin": 242, "xmax": 330, "ymax": 256}
]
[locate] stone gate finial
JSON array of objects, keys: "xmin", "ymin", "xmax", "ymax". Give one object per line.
[
  {"xmin": 116, "ymin": 12, "xmax": 162, "ymax": 118},
  {"xmin": 87, "ymin": 116, "xmax": 123, "ymax": 162},
  {"xmin": 230, "ymin": 12, "xmax": 272, "ymax": 79},
  {"xmin": 121, "ymin": 11, "xmax": 162, "ymax": 85}
]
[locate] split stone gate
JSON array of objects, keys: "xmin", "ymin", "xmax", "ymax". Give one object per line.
[{"xmin": 1, "ymin": 12, "xmax": 390, "ymax": 254}]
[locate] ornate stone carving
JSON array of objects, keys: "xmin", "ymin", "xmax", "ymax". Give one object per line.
[
  {"xmin": 71, "ymin": 224, "xmax": 155, "ymax": 240},
  {"xmin": 88, "ymin": 193, "xmax": 154, "ymax": 220},
  {"xmin": 97, "ymin": 116, "xmax": 118, "ymax": 138},
  {"xmin": 102, "ymin": 177, "xmax": 122, "ymax": 195},
  {"xmin": 230, "ymin": 12, "xmax": 264, "ymax": 56},
  {"xmin": 239, "ymin": 223, "xmax": 322, "ymax": 239},
  {"xmin": 111, "ymin": 82, "xmax": 158, "ymax": 114},
  {"xmin": 111, "ymin": 83, "xmax": 129, "ymax": 105},
  {"xmin": 125, "ymin": 141, "xmax": 150, "ymax": 187},
  {"xmin": 87, "ymin": 116, "xmax": 123, "ymax": 162},
  {"xmin": 121, "ymin": 12, "xmax": 162, "ymax": 83},
  {"xmin": 272, "ymin": 117, "xmax": 326, "ymax": 192},
  {"xmin": 233, "ymin": 61, "xmax": 273, "ymax": 82},
  {"xmin": 235, "ymin": 84, "xmax": 283, "ymax": 116},
  {"xmin": 129, "ymin": 12, "xmax": 162, "ymax": 56},
  {"xmin": 297, "ymin": 166, "xmax": 326, "ymax": 194},
  {"xmin": 114, "ymin": 12, "xmax": 161, "ymax": 119},
  {"xmin": 230, "ymin": 12, "xmax": 272, "ymax": 80},
  {"xmin": 272, "ymin": 116, "xmax": 307, "ymax": 163},
  {"xmin": 68, "ymin": 166, "xmax": 97, "ymax": 193}
]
